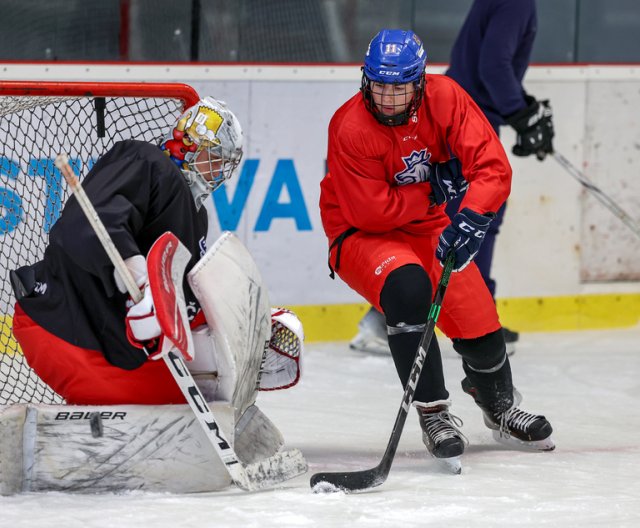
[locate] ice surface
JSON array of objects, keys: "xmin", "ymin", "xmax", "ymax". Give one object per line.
[{"xmin": 1, "ymin": 327, "xmax": 639, "ymax": 527}]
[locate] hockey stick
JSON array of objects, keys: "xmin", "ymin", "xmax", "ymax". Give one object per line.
[
  {"xmin": 552, "ymin": 151, "xmax": 640, "ymax": 240},
  {"xmin": 310, "ymin": 251, "xmax": 456, "ymax": 493},
  {"xmin": 54, "ymin": 154, "xmax": 307, "ymax": 491}
]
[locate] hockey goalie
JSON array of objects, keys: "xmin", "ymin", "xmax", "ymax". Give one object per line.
[{"xmin": 0, "ymin": 96, "xmax": 305, "ymax": 494}]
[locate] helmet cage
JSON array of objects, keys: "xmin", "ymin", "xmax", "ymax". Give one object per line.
[
  {"xmin": 361, "ymin": 72, "xmax": 426, "ymax": 126},
  {"xmin": 190, "ymin": 141, "xmax": 242, "ymax": 192}
]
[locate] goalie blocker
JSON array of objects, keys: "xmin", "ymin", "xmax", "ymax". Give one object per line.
[{"xmin": 2, "ymin": 232, "xmax": 305, "ymax": 494}]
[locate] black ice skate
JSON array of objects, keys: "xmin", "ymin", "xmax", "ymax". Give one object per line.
[
  {"xmin": 415, "ymin": 401, "xmax": 467, "ymax": 474},
  {"xmin": 461, "ymin": 378, "xmax": 555, "ymax": 451}
]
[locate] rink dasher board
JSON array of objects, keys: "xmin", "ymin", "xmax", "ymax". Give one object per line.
[{"xmin": 0, "ymin": 401, "xmax": 244, "ymax": 495}]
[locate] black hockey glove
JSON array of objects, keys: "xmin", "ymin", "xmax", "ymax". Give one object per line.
[
  {"xmin": 428, "ymin": 157, "xmax": 468, "ymax": 206},
  {"xmin": 436, "ymin": 208, "xmax": 495, "ymax": 272},
  {"xmin": 505, "ymin": 95, "xmax": 554, "ymax": 161}
]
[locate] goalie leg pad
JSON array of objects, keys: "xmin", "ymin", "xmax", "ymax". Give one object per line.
[
  {"xmin": 0, "ymin": 405, "xmax": 26, "ymax": 495},
  {"xmin": 188, "ymin": 232, "xmax": 271, "ymax": 418},
  {"xmin": 0, "ymin": 402, "xmax": 237, "ymax": 494},
  {"xmin": 187, "ymin": 324, "xmax": 220, "ymax": 402},
  {"xmin": 234, "ymin": 404, "xmax": 285, "ymax": 465}
]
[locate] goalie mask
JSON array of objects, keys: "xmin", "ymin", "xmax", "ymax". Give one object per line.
[
  {"xmin": 161, "ymin": 97, "xmax": 243, "ymax": 210},
  {"xmin": 259, "ymin": 308, "xmax": 304, "ymax": 391}
]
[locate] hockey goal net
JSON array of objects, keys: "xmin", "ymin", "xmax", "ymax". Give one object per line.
[{"xmin": 0, "ymin": 81, "xmax": 199, "ymax": 405}]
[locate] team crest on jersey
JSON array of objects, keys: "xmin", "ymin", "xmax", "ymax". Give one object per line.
[{"xmin": 394, "ymin": 148, "xmax": 432, "ymax": 185}]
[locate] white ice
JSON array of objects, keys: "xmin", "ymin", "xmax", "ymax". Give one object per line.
[{"xmin": 1, "ymin": 326, "xmax": 639, "ymax": 528}]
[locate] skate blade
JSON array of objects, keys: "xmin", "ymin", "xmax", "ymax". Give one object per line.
[
  {"xmin": 491, "ymin": 430, "xmax": 556, "ymax": 451},
  {"xmin": 434, "ymin": 456, "xmax": 462, "ymax": 474}
]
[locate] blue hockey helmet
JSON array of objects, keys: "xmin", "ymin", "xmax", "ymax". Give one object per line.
[
  {"xmin": 361, "ymin": 29, "xmax": 427, "ymax": 126},
  {"xmin": 363, "ymin": 29, "xmax": 427, "ymax": 84}
]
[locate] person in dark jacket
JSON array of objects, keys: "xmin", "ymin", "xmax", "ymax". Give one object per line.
[
  {"xmin": 446, "ymin": 0, "xmax": 554, "ymax": 348},
  {"xmin": 11, "ymin": 97, "xmax": 243, "ymax": 405}
]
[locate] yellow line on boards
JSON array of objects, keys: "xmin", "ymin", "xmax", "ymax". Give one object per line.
[
  {"xmin": 287, "ymin": 292, "xmax": 640, "ymax": 343},
  {"xmin": 2, "ymin": 292, "xmax": 638, "ymax": 352}
]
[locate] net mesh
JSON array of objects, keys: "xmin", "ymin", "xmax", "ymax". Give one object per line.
[{"xmin": 0, "ymin": 84, "xmax": 194, "ymax": 405}]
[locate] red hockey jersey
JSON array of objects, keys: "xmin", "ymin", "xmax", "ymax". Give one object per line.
[{"xmin": 320, "ymin": 74, "xmax": 511, "ymax": 243}]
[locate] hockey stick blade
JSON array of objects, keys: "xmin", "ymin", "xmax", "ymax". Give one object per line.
[
  {"xmin": 310, "ymin": 253, "xmax": 456, "ymax": 494},
  {"xmin": 310, "ymin": 464, "xmax": 388, "ymax": 493}
]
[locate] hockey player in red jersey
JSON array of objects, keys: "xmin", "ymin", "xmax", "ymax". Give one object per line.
[
  {"xmin": 11, "ymin": 97, "xmax": 303, "ymax": 406},
  {"xmin": 319, "ymin": 29, "xmax": 554, "ymax": 469}
]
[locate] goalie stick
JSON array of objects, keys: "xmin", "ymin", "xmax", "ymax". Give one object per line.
[
  {"xmin": 310, "ymin": 252, "xmax": 456, "ymax": 493},
  {"xmin": 552, "ymin": 151, "xmax": 640, "ymax": 240},
  {"xmin": 54, "ymin": 154, "xmax": 307, "ymax": 492}
]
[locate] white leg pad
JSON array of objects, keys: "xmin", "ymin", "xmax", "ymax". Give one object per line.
[
  {"xmin": 234, "ymin": 404, "xmax": 285, "ymax": 465},
  {"xmin": 188, "ymin": 232, "xmax": 271, "ymax": 419},
  {"xmin": 0, "ymin": 402, "xmax": 236, "ymax": 494},
  {"xmin": 0, "ymin": 405, "xmax": 26, "ymax": 495}
]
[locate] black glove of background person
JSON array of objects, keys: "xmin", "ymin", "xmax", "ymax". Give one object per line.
[{"xmin": 505, "ymin": 95, "xmax": 554, "ymax": 161}]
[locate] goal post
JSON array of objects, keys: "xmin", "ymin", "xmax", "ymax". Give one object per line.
[{"xmin": 0, "ymin": 80, "xmax": 200, "ymax": 405}]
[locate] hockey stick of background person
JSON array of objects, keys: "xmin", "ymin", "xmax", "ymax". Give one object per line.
[
  {"xmin": 552, "ymin": 151, "xmax": 640, "ymax": 240},
  {"xmin": 54, "ymin": 154, "xmax": 308, "ymax": 491},
  {"xmin": 310, "ymin": 251, "xmax": 457, "ymax": 494}
]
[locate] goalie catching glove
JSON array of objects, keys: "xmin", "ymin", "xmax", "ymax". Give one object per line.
[{"xmin": 259, "ymin": 308, "xmax": 304, "ymax": 391}]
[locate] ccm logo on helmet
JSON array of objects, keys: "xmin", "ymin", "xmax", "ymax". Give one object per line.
[{"xmin": 377, "ymin": 70, "xmax": 401, "ymax": 76}]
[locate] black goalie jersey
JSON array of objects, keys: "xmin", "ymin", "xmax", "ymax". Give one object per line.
[{"xmin": 14, "ymin": 140, "xmax": 208, "ymax": 370}]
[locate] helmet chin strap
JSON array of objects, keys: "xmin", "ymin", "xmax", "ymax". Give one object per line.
[{"xmin": 182, "ymin": 169, "xmax": 211, "ymax": 211}]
